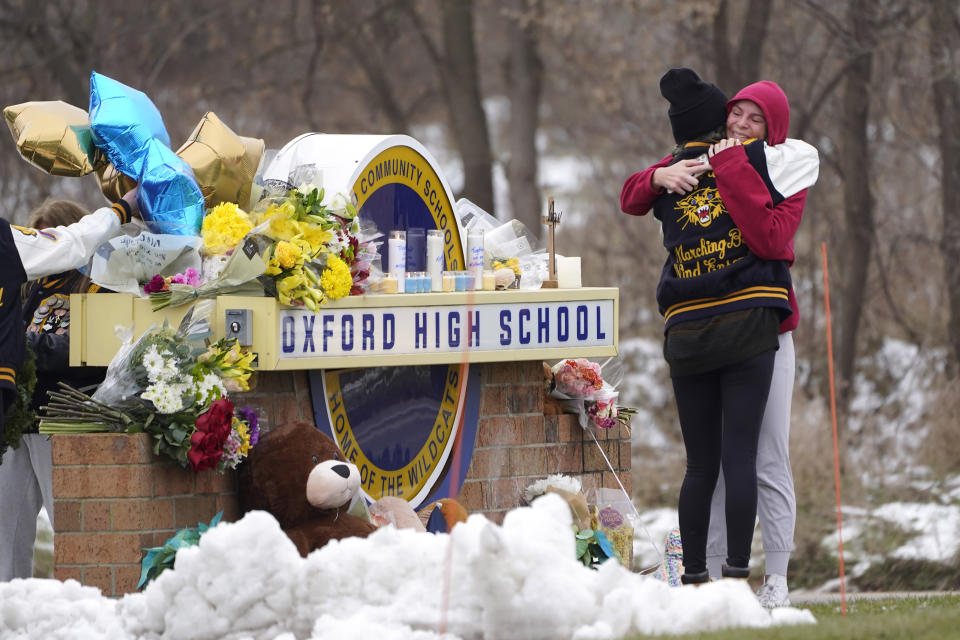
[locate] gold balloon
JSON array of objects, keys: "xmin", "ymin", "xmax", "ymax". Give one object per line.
[
  {"xmin": 96, "ymin": 160, "xmax": 137, "ymax": 202},
  {"xmin": 176, "ymin": 112, "xmax": 264, "ymax": 209},
  {"xmin": 4, "ymin": 101, "xmax": 100, "ymax": 177}
]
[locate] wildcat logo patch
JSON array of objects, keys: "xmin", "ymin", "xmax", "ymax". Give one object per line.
[{"xmin": 675, "ymin": 186, "xmax": 726, "ymax": 229}]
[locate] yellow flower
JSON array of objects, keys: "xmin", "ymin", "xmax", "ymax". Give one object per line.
[
  {"xmin": 201, "ymin": 202, "xmax": 252, "ymax": 254},
  {"xmin": 274, "ymin": 241, "xmax": 301, "ymax": 270},
  {"xmin": 278, "ymin": 271, "xmax": 307, "ymax": 295},
  {"xmin": 233, "ymin": 418, "xmax": 252, "ymax": 456},
  {"xmin": 300, "ymin": 224, "xmax": 333, "ymax": 252},
  {"xmin": 255, "ymin": 201, "xmax": 295, "ymax": 225},
  {"xmin": 320, "ymin": 255, "xmax": 353, "ymax": 300}
]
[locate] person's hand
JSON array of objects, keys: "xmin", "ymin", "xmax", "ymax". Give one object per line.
[
  {"xmin": 652, "ymin": 158, "xmax": 711, "ymax": 194},
  {"xmin": 121, "ymin": 187, "xmax": 140, "ymax": 219},
  {"xmin": 708, "ymin": 138, "xmax": 742, "ymax": 158}
]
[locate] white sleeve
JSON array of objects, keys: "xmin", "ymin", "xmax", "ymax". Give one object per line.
[
  {"xmin": 14, "ymin": 206, "xmax": 122, "ymax": 280},
  {"xmin": 764, "ymin": 138, "xmax": 820, "ymax": 199}
]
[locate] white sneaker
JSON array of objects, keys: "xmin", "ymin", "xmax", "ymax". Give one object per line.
[{"xmin": 756, "ymin": 574, "xmax": 790, "ymax": 608}]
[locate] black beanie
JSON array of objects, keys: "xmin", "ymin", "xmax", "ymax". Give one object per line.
[{"xmin": 659, "ymin": 68, "xmax": 728, "ymax": 144}]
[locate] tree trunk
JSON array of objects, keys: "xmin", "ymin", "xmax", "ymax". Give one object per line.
[
  {"xmin": 712, "ymin": 0, "xmax": 772, "ymax": 94},
  {"xmin": 930, "ymin": 0, "xmax": 960, "ymax": 374},
  {"xmin": 439, "ymin": 0, "xmax": 494, "ymax": 212},
  {"xmin": 836, "ymin": 0, "xmax": 876, "ymax": 414},
  {"xmin": 505, "ymin": 0, "xmax": 543, "ymax": 236}
]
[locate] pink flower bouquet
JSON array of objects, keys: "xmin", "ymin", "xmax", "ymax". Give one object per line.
[{"xmin": 552, "ymin": 358, "xmax": 604, "ymax": 399}]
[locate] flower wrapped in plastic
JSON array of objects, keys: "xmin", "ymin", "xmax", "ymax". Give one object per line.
[
  {"xmin": 552, "ymin": 358, "xmax": 604, "ymax": 400},
  {"xmin": 38, "ymin": 302, "xmax": 259, "ymax": 473},
  {"xmin": 587, "ymin": 388, "xmax": 619, "ymax": 430},
  {"xmin": 147, "ymin": 236, "xmax": 267, "ymax": 311},
  {"xmin": 549, "ymin": 358, "xmax": 636, "ymax": 432},
  {"xmin": 249, "ymin": 179, "xmax": 381, "ymax": 309}
]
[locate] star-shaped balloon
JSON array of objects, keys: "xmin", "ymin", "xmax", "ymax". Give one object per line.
[
  {"xmin": 3, "ymin": 101, "xmax": 100, "ymax": 176},
  {"xmin": 137, "ymin": 138, "xmax": 205, "ymax": 236},
  {"xmin": 96, "ymin": 161, "xmax": 137, "ymax": 203},
  {"xmin": 89, "ymin": 71, "xmax": 170, "ymax": 179},
  {"xmin": 176, "ymin": 112, "xmax": 264, "ymax": 209}
]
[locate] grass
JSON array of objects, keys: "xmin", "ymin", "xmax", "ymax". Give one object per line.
[{"xmin": 622, "ymin": 594, "xmax": 960, "ymax": 639}]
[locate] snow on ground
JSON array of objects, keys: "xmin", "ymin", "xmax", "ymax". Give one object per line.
[{"xmin": 0, "ymin": 495, "xmax": 814, "ymax": 640}]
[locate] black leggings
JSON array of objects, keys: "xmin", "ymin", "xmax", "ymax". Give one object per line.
[{"xmin": 672, "ymin": 349, "xmax": 776, "ymax": 574}]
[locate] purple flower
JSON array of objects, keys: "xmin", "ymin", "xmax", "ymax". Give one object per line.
[{"xmin": 238, "ymin": 406, "xmax": 260, "ymax": 447}]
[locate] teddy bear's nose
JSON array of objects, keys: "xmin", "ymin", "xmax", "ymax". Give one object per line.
[{"xmin": 331, "ymin": 464, "xmax": 350, "ymax": 479}]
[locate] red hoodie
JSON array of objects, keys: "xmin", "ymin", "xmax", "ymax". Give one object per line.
[{"xmin": 706, "ymin": 81, "xmax": 810, "ymax": 332}]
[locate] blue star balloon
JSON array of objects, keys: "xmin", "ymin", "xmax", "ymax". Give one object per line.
[
  {"xmin": 138, "ymin": 138, "xmax": 205, "ymax": 236},
  {"xmin": 89, "ymin": 71, "xmax": 170, "ymax": 179}
]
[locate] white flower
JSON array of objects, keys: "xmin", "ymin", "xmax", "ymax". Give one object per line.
[
  {"xmin": 142, "ymin": 381, "xmax": 184, "ymax": 414},
  {"xmin": 142, "ymin": 345, "xmax": 165, "ymax": 383},
  {"xmin": 327, "ymin": 192, "xmax": 349, "ymax": 212},
  {"xmin": 195, "ymin": 372, "xmax": 227, "ymax": 403},
  {"xmin": 158, "ymin": 355, "xmax": 180, "ymax": 383},
  {"xmin": 524, "ymin": 473, "xmax": 583, "ymax": 504}
]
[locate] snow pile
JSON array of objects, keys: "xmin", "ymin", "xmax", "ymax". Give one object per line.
[{"xmin": 1, "ymin": 495, "xmax": 814, "ymax": 640}]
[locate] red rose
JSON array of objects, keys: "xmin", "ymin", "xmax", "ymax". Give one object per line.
[{"xmin": 188, "ymin": 398, "xmax": 234, "ymax": 472}]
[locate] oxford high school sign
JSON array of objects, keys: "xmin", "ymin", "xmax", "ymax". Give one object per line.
[{"xmin": 278, "ymin": 294, "xmax": 615, "ymax": 361}]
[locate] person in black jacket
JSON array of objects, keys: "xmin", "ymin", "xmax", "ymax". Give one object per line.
[{"xmin": 0, "ymin": 196, "xmax": 133, "ymax": 581}]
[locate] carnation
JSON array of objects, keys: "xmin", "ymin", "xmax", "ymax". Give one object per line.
[
  {"xmin": 320, "ymin": 255, "xmax": 353, "ymax": 300},
  {"xmin": 201, "ymin": 202, "xmax": 252, "ymax": 255}
]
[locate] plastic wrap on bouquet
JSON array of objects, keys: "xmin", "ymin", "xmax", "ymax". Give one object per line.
[
  {"xmin": 138, "ymin": 138, "xmax": 205, "ymax": 236},
  {"xmin": 89, "ymin": 71, "xmax": 170, "ymax": 178},
  {"xmin": 89, "ymin": 229, "xmax": 202, "ymax": 295},
  {"xmin": 177, "ymin": 112, "xmax": 265, "ymax": 210},
  {"xmin": 3, "ymin": 100, "xmax": 99, "ymax": 176}
]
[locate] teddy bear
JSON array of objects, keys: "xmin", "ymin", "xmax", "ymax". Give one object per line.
[{"xmin": 237, "ymin": 420, "xmax": 377, "ymax": 557}]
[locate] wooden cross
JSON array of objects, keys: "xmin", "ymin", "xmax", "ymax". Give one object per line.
[{"xmin": 541, "ymin": 196, "xmax": 561, "ymax": 288}]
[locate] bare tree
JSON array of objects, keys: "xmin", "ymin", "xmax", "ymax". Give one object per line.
[
  {"xmin": 407, "ymin": 0, "xmax": 494, "ymax": 212},
  {"xmin": 930, "ymin": 0, "xmax": 960, "ymax": 373},
  {"xmin": 711, "ymin": 0, "xmax": 773, "ymax": 92},
  {"xmin": 503, "ymin": 0, "xmax": 543, "ymax": 234},
  {"xmin": 834, "ymin": 0, "xmax": 876, "ymax": 411}
]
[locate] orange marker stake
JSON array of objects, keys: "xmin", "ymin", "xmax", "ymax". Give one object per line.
[{"xmin": 821, "ymin": 242, "xmax": 847, "ymax": 616}]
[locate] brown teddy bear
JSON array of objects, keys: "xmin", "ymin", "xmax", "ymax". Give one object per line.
[{"xmin": 237, "ymin": 420, "xmax": 377, "ymax": 557}]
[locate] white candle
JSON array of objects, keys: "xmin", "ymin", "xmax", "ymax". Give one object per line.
[
  {"xmin": 388, "ymin": 230, "xmax": 407, "ymax": 291},
  {"xmin": 556, "ymin": 256, "xmax": 582, "ymax": 288},
  {"xmin": 468, "ymin": 230, "xmax": 484, "ymax": 290},
  {"xmin": 427, "ymin": 229, "xmax": 443, "ymax": 292}
]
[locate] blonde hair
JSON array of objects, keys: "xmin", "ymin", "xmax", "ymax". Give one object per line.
[{"xmin": 25, "ymin": 199, "xmax": 92, "ymax": 293}]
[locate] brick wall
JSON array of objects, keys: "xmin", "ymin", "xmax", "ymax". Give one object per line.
[
  {"xmin": 51, "ymin": 434, "xmax": 239, "ymax": 596},
  {"xmin": 50, "ymin": 361, "xmax": 630, "ymax": 594},
  {"xmin": 457, "ymin": 361, "xmax": 632, "ymax": 524}
]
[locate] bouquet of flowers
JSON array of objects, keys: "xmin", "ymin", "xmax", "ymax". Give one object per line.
[
  {"xmin": 249, "ymin": 180, "xmax": 381, "ymax": 310},
  {"xmin": 39, "ymin": 303, "xmax": 260, "ymax": 473},
  {"xmin": 146, "ymin": 201, "xmax": 267, "ymax": 311},
  {"xmin": 552, "ymin": 358, "xmax": 604, "ymax": 399},
  {"xmin": 549, "ymin": 358, "xmax": 636, "ymax": 431}
]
